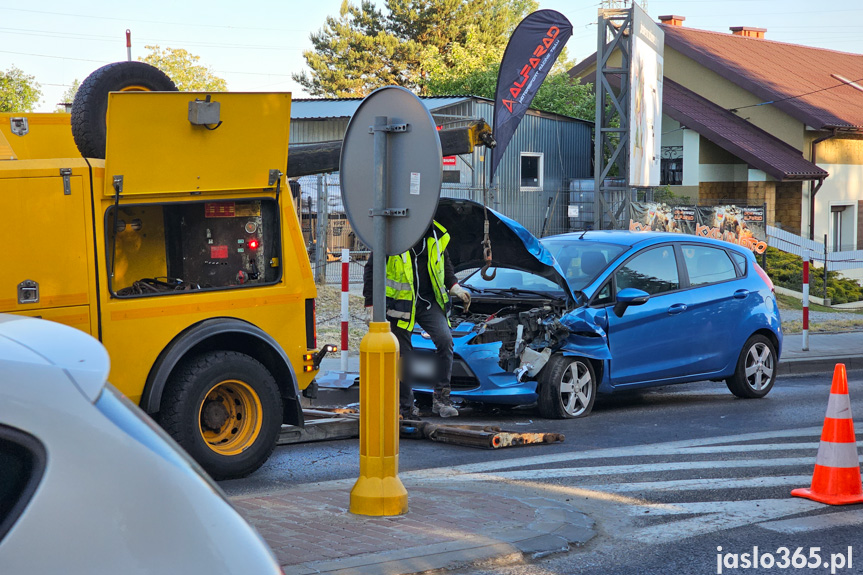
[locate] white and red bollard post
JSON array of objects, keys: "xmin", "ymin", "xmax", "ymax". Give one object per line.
[
  {"xmin": 341, "ymin": 248, "xmax": 350, "ymax": 371},
  {"xmin": 802, "ymin": 250, "xmax": 809, "ymax": 351}
]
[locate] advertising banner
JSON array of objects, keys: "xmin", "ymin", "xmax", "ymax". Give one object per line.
[
  {"xmin": 629, "ymin": 3, "xmax": 664, "ymax": 187},
  {"xmin": 490, "ymin": 9, "xmax": 572, "ymax": 181},
  {"xmin": 629, "ymin": 202, "xmax": 768, "ymax": 254}
]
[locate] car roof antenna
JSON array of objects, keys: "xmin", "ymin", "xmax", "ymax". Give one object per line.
[{"xmin": 578, "ymin": 229, "xmax": 587, "ymax": 239}]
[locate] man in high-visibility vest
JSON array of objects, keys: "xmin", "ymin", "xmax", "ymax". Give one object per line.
[{"xmin": 363, "ymin": 221, "xmax": 471, "ymax": 418}]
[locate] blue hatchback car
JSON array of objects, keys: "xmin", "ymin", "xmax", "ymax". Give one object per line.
[{"xmin": 410, "ymin": 199, "xmax": 782, "ymax": 418}]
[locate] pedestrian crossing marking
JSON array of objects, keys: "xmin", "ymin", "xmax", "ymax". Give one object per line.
[
  {"xmin": 758, "ymin": 508, "xmax": 863, "ymax": 534},
  {"xmin": 400, "ymin": 426, "xmax": 863, "ymax": 544}
]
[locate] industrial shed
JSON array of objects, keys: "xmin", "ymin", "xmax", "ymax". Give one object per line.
[{"xmin": 290, "ymin": 95, "xmax": 592, "ymax": 238}]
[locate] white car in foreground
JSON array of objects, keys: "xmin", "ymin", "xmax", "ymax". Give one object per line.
[{"xmin": 0, "ymin": 315, "xmax": 282, "ymax": 575}]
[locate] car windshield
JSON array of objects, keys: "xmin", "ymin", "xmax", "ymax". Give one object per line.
[
  {"xmin": 461, "ymin": 267, "xmax": 566, "ymax": 296},
  {"xmin": 540, "ymin": 238, "xmax": 627, "ymax": 291}
]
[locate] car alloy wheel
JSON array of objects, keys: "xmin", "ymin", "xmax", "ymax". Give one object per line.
[
  {"xmin": 726, "ymin": 334, "xmax": 776, "ymax": 399},
  {"xmin": 538, "ymin": 355, "xmax": 597, "ymax": 419}
]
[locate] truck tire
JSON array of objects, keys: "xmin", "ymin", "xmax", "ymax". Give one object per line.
[
  {"xmin": 71, "ymin": 61, "xmax": 177, "ymax": 159},
  {"xmin": 159, "ymin": 351, "xmax": 282, "ymax": 480}
]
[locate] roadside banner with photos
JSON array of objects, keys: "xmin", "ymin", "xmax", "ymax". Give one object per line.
[{"xmin": 629, "ymin": 202, "xmax": 768, "ymax": 254}]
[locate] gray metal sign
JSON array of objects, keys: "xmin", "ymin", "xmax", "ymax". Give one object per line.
[{"xmin": 340, "ymin": 86, "xmax": 443, "ymax": 256}]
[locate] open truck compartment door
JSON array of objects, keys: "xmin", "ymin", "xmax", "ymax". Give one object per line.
[{"xmin": 103, "ymin": 92, "xmax": 291, "ymax": 197}]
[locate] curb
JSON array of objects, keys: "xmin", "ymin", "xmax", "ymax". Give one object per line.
[
  {"xmin": 282, "ymin": 496, "xmax": 595, "ymax": 575},
  {"xmin": 778, "ymin": 356, "xmax": 863, "ymax": 376}
]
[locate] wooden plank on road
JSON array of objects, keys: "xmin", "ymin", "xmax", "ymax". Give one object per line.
[{"xmin": 278, "ymin": 409, "xmax": 359, "ymax": 445}]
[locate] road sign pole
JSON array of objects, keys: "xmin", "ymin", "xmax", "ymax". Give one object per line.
[
  {"xmin": 373, "ymin": 116, "xmax": 387, "ymax": 322},
  {"xmin": 350, "ymin": 115, "xmax": 408, "ymax": 517}
]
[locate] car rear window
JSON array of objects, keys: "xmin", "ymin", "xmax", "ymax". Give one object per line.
[
  {"xmin": 0, "ymin": 427, "xmax": 46, "ymax": 544},
  {"xmin": 731, "ymin": 251, "xmax": 748, "ymax": 275},
  {"xmin": 682, "ymin": 245, "xmax": 737, "ymax": 286}
]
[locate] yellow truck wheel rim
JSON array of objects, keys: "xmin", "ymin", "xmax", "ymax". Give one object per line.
[
  {"xmin": 198, "ymin": 380, "xmax": 263, "ymax": 456},
  {"xmin": 119, "ymin": 85, "xmax": 151, "ymax": 92}
]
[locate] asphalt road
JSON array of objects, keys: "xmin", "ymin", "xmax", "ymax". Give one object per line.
[{"xmin": 221, "ymin": 371, "xmax": 863, "ymax": 574}]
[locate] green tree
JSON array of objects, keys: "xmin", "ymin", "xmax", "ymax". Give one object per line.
[
  {"xmin": 293, "ymin": 1, "xmax": 415, "ymax": 97},
  {"xmin": 424, "ymin": 63, "xmax": 594, "ymax": 120},
  {"xmin": 139, "ymin": 45, "xmax": 227, "ymax": 91},
  {"xmin": 295, "ymin": 0, "xmax": 538, "ymax": 97},
  {"xmin": 54, "ymin": 79, "xmax": 80, "ymax": 113},
  {"xmin": 0, "ymin": 66, "xmax": 42, "ymax": 112}
]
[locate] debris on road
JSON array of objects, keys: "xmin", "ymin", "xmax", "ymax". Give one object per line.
[
  {"xmin": 400, "ymin": 420, "xmax": 565, "ymax": 449},
  {"xmin": 278, "ymin": 408, "xmax": 359, "ymax": 445}
]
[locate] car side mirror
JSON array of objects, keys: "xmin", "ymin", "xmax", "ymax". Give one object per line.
[{"xmin": 613, "ymin": 288, "xmax": 650, "ymax": 318}]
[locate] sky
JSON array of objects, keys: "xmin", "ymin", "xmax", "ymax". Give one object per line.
[{"xmin": 2, "ymin": 0, "xmax": 861, "ymax": 113}]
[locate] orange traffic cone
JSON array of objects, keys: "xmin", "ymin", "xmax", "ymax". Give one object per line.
[{"xmin": 792, "ymin": 363, "xmax": 863, "ymax": 505}]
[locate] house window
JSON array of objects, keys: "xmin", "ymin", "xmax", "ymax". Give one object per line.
[
  {"xmin": 830, "ymin": 204, "xmax": 855, "ymax": 252},
  {"xmin": 442, "ymin": 170, "xmax": 461, "ymax": 184},
  {"xmin": 660, "ymin": 146, "xmax": 683, "ymax": 186},
  {"xmin": 520, "ymin": 153, "xmax": 543, "ymax": 190}
]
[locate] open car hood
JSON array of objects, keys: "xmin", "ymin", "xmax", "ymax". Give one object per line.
[{"xmin": 435, "ymin": 198, "xmax": 574, "ymax": 301}]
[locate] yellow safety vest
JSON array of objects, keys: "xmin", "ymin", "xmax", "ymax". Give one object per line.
[{"xmin": 385, "ymin": 221, "xmax": 450, "ymax": 331}]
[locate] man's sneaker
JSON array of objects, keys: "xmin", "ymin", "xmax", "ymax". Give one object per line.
[{"xmin": 432, "ymin": 399, "xmax": 458, "ymax": 418}]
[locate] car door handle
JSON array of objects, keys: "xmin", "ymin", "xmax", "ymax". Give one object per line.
[
  {"xmin": 733, "ymin": 289, "xmax": 750, "ymax": 299},
  {"xmin": 667, "ymin": 303, "xmax": 687, "ymax": 315}
]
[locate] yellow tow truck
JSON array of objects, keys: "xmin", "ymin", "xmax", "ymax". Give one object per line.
[{"xmin": 0, "ymin": 62, "xmax": 330, "ymax": 479}]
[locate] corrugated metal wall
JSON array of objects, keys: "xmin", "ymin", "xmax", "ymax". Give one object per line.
[
  {"xmin": 290, "ymin": 98, "xmax": 593, "ymax": 239},
  {"xmin": 431, "ymin": 99, "xmax": 592, "ymax": 237},
  {"xmin": 289, "ymin": 118, "xmax": 349, "ymax": 144}
]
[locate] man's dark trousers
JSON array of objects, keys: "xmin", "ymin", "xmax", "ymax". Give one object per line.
[{"xmin": 390, "ymin": 301, "xmax": 453, "ymax": 412}]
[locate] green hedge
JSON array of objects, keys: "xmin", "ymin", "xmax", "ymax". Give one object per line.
[{"xmin": 764, "ymin": 247, "xmax": 863, "ymax": 304}]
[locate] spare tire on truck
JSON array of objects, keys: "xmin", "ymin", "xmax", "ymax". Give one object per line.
[{"xmin": 71, "ymin": 61, "xmax": 177, "ymax": 159}]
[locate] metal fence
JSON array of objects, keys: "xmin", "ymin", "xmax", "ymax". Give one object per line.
[
  {"xmin": 295, "ymin": 173, "xmax": 579, "ymax": 284},
  {"xmin": 768, "ymin": 226, "xmax": 863, "ymax": 273}
]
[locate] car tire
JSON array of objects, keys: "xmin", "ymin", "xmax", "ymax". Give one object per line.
[
  {"xmin": 71, "ymin": 61, "xmax": 177, "ymax": 159},
  {"xmin": 725, "ymin": 334, "xmax": 777, "ymax": 399},
  {"xmin": 159, "ymin": 351, "xmax": 282, "ymax": 480},
  {"xmin": 538, "ymin": 355, "xmax": 597, "ymax": 419}
]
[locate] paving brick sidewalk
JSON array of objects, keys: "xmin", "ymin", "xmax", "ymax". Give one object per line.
[{"xmin": 232, "ymin": 481, "xmax": 595, "ymax": 575}]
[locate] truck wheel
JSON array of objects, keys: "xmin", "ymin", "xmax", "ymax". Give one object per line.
[
  {"xmin": 160, "ymin": 351, "xmax": 282, "ymax": 480},
  {"xmin": 71, "ymin": 61, "xmax": 177, "ymax": 159},
  {"xmin": 537, "ymin": 354, "xmax": 597, "ymax": 419}
]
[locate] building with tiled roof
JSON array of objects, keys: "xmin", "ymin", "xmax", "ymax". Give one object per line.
[{"xmin": 570, "ymin": 15, "xmax": 863, "ymax": 253}]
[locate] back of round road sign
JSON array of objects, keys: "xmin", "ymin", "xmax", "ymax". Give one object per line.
[{"xmin": 339, "ymin": 86, "xmax": 443, "ymax": 256}]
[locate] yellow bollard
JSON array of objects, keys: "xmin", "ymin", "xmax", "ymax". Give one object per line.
[{"xmin": 350, "ymin": 321, "xmax": 408, "ymax": 515}]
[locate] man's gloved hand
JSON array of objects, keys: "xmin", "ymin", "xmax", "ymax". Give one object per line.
[
  {"xmin": 364, "ymin": 305, "xmax": 373, "ymax": 323},
  {"xmin": 449, "ymin": 284, "xmax": 471, "ymax": 312}
]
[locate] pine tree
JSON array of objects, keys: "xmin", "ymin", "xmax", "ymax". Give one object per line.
[{"xmin": 295, "ymin": 0, "xmax": 537, "ymax": 97}]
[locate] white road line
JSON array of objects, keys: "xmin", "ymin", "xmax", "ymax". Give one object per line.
[
  {"xmin": 579, "ymin": 475, "xmax": 813, "ymax": 494},
  {"xmin": 410, "ymin": 426, "xmax": 836, "ymax": 475},
  {"xmin": 758, "ymin": 509, "xmax": 863, "ymax": 534},
  {"xmin": 625, "ymin": 498, "xmax": 820, "ymax": 516},
  {"xmin": 627, "ymin": 499, "xmax": 826, "ymax": 545},
  {"xmin": 409, "ymin": 456, "xmax": 863, "ymax": 482}
]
